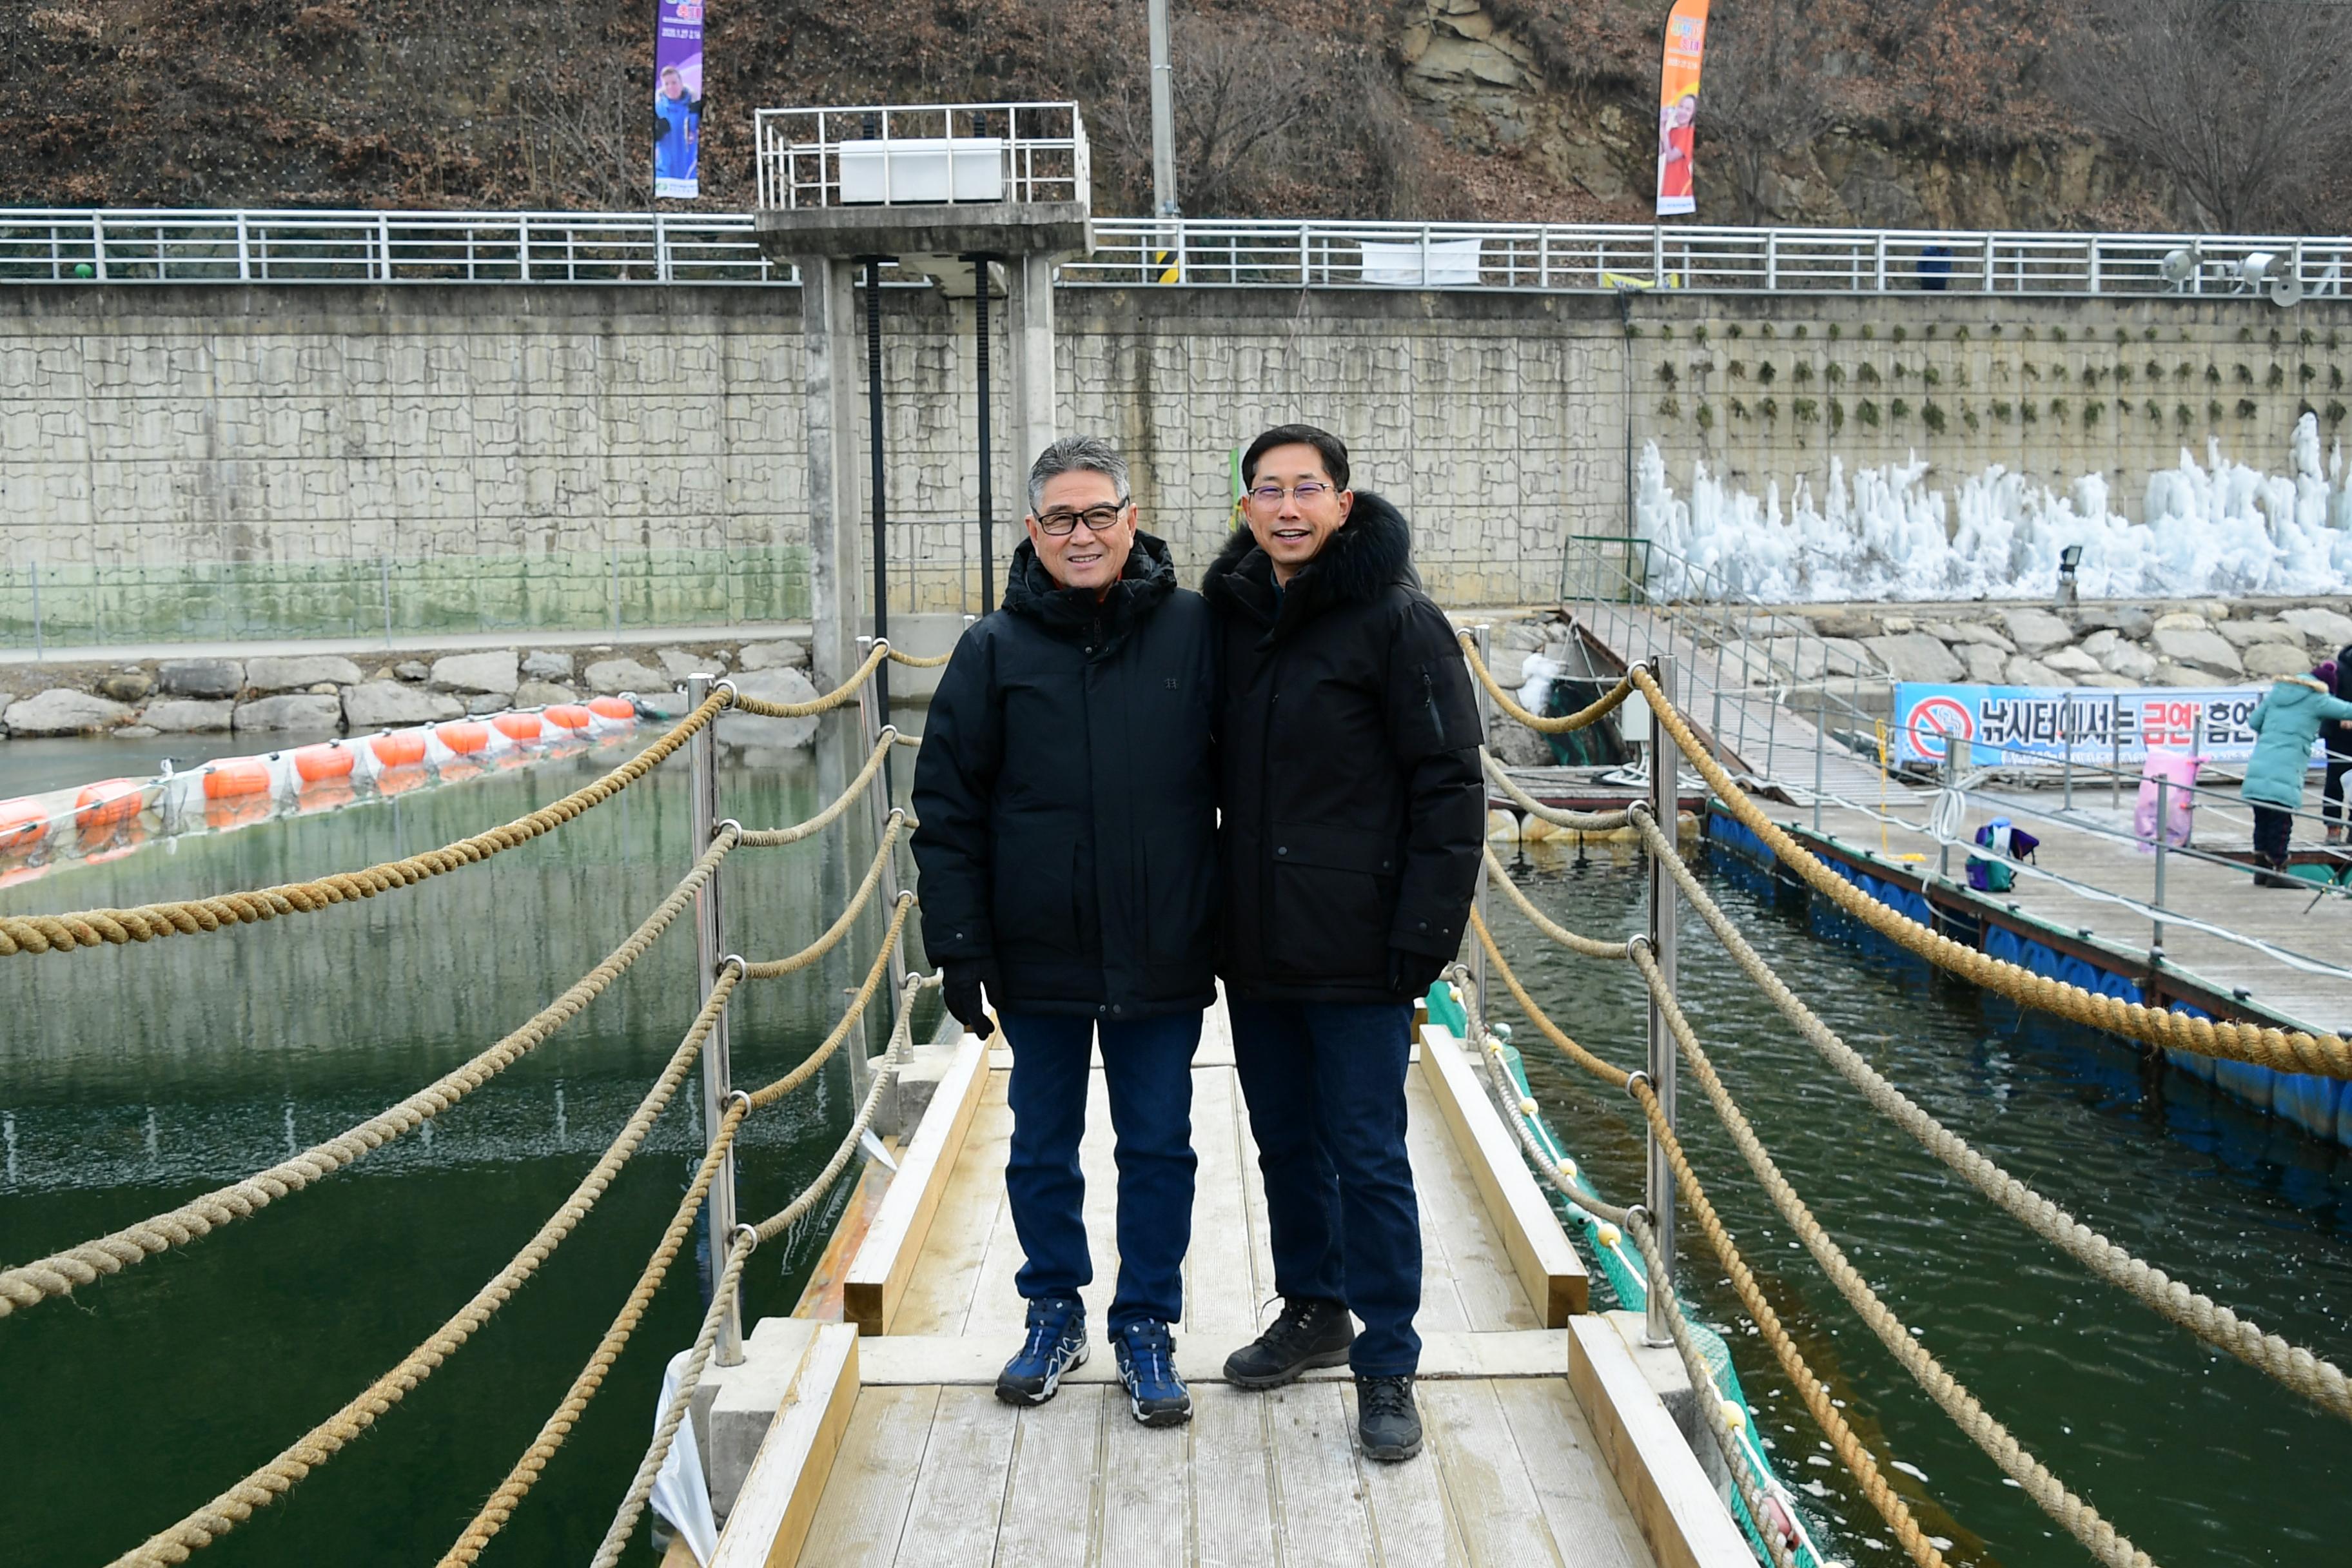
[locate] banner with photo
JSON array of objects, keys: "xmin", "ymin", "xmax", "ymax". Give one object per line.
[
  {"xmin": 1655, "ymin": 0, "xmax": 1709, "ymax": 217},
  {"xmin": 653, "ymin": 0, "xmax": 704, "ymax": 199},
  {"xmin": 1892, "ymin": 681, "xmax": 2325, "ymax": 769}
]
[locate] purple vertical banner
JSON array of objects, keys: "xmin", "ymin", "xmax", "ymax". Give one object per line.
[{"xmin": 652, "ymin": 0, "xmax": 703, "ymax": 200}]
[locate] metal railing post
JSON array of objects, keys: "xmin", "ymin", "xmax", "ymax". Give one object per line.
[
  {"xmin": 687, "ymin": 673, "xmax": 745, "ymax": 1367},
  {"xmin": 1470, "ymin": 625, "xmax": 1496, "ymax": 1012},
  {"xmin": 859, "ymin": 667, "xmax": 911, "ymax": 1089},
  {"xmin": 1644, "ymin": 653, "xmax": 1678, "ymax": 1348},
  {"xmin": 2151, "ymin": 775, "xmax": 2170, "ymax": 963},
  {"xmin": 1814, "ymin": 678, "xmax": 1827, "ymax": 834}
]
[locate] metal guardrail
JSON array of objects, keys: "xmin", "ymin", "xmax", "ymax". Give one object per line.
[
  {"xmin": 6, "ymin": 208, "xmax": 2352, "ymax": 297},
  {"xmin": 752, "ymin": 103, "xmax": 1087, "ymax": 213}
]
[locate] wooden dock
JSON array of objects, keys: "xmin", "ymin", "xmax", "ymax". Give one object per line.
[{"xmin": 699, "ymin": 1002, "xmax": 1756, "ymax": 1568}]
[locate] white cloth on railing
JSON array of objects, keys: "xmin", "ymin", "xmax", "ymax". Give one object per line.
[{"xmin": 650, "ymin": 1349, "xmax": 720, "ymax": 1565}]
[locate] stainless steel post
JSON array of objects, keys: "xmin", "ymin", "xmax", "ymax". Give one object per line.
[
  {"xmin": 1644, "ymin": 654, "xmax": 1678, "ymax": 1347},
  {"xmin": 1147, "ymin": 0, "xmax": 1179, "ymax": 220},
  {"xmin": 2062, "ymin": 698, "xmax": 2074, "ymax": 810},
  {"xmin": 1813, "ymin": 678, "xmax": 1827, "ymax": 834},
  {"xmin": 687, "ymin": 673, "xmax": 744, "ymax": 1367},
  {"xmin": 2111, "ymin": 696, "xmax": 2123, "ymax": 811},
  {"xmin": 2152, "ymin": 775, "xmax": 2170, "ymax": 961},
  {"xmin": 1470, "ymin": 625, "xmax": 1496, "ymax": 1011}
]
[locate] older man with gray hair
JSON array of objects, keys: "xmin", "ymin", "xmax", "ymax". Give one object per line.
[{"xmin": 912, "ymin": 435, "xmax": 1219, "ymax": 1428}]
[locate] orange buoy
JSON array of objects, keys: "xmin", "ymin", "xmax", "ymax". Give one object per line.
[
  {"xmin": 290, "ymin": 743, "xmax": 355, "ymax": 784},
  {"xmin": 204, "ymin": 792, "xmax": 275, "ymax": 832},
  {"xmin": 587, "ymin": 696, "xmax": 636, "ymax": 721},
  {"xmin": 202, "ymin": 759, "xmax": 274, "ymax": 799},
  {"xmin": 0, "ymin": 799, "xmax": 49, "ymax": 856},
  {"xmin": 375, "ymin": 764, "xmax": 431, "ymax": 798},
  {"xmin": 491, "ymin": 711, "xmax": 544, "ymax": 744},
  {"xmin": 369, "ymin": 730, "xmax": 429, "ymax": 769},
  {"xmin": 435, "ymin": 721, "xmax": 491, "ymax": 756},
  {"xmin": 291, "ymin": 779, "xmax": 358, "ymax": 814},
  {"xmin": 542, "ymin": 704, "xmax": 593, "ymax": 732},
  {"xmin": 74, "ymin": 779, "xmax": 143, "ymax": 838}
]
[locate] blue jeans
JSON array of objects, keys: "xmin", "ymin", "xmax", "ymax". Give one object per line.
[
  {"xmin": 1228, "ymin": 999, "xmax": 1420, "ymax": 1377},
  {"xmin": 1001, "ymin": 1010, "xmax": 1200, "ymax": 1333}
]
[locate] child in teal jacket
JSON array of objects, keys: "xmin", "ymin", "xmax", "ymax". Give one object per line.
[{"xmin": 2240, "ymin": 672, "xmax": 2352, "ymax": 885}]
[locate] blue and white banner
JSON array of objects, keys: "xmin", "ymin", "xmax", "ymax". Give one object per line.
[
  {"xmin": 653, "ymin": 0, "xmax": 704, "ymax": 199},
  {"xmin": 1892, "ymin": 681, "xmax": 2320, "ymax": 769}
]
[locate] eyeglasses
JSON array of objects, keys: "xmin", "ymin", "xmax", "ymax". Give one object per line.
[
  {"xmin": 1035, "ymin": 503, "xmax": 1130, "ymax": 536},
  {"xmin": 1246, "ymin": 482, "xmax": 1335, "ymax": 507}
]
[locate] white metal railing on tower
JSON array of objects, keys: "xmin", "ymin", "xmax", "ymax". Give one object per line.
[
  {"xmin": 5, "ymin": 208, "xmax": 2350, "ymax": 298},
  {"xmin": 752, "ymin": 103, "xmax": 1088, "ymax": 212}
]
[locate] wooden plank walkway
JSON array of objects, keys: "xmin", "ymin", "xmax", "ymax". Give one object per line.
[{"xmin": 712, "ymin": 999, "xmax": 1756, "ymax": 1568}]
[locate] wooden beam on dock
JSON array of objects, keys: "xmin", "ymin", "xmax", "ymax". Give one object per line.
[
  {"xmin": 1418, "ymin": 1021, "xmax": 1589, "ymax": 1323},
  {"xmin": 1569, "ymin": 1315, "xmax": 1758, "ymax": 1568},
  {"xmin": 709, "ymin": 1322, "xmax": 861, "ymax": 1568},
  {"xmin": 844, "ymin": 1030, "xmax": 991, "ymax": 1335}
]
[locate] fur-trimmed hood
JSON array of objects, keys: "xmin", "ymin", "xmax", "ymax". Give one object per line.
[
  {"xmin": 2273, "ymin": 673, "xmax": 2331, "ymax": 695},
  {"xmin": 1001, "ymin": 529, "xmax": 1179, "ymax": 660},
  {"xmin": 1200, "ymin": 491, "xmax": 1419, "ymax": 638}
]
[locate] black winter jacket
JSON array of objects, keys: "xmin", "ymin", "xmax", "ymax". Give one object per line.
[
  {"xmin": 1201, "ymin": 494, "xmax": 1484, "ymax": 1004},
  {"xmin": 911, "ymin": 532, "xmax": 1219, "ymax": 1019}
]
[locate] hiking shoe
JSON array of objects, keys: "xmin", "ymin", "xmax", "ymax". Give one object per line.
[
  {"xmin": 1356, "ymin": 1375, "xmax": 1423, "ymax": 1462},
  {"xmin": 1113, "ymin": 1318, "xmax": 1192, "ymax": 1426},
  {"xmin": 995, "ymin": 1296, "xmax": 1087, "ymax": 1407},
  {"xmin": 1222, "ymin": 1297, "xmax": 1355, "ymax": 1389}
]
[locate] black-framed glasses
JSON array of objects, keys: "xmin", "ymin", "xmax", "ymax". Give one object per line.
[
  {"xmin": 1035, "ymin": 502, "xmax": 1130, "ymax": 536},
  {"xmin": 1247, "ymin": 481, "xmax": 1334, "ymax": 507}
]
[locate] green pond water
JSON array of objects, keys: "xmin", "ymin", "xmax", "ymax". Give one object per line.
[{"xmin": 2, "ymin": 731, "xmax": 2346, "ymax": 1568}]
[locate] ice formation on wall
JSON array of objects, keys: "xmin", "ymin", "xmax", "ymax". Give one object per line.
[{"xmin": 1635, "ymin": 413, "xmax": 2352, "ymax": 601}]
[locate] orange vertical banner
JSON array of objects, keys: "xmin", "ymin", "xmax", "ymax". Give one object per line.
[{"xmin": 1655, "ymin": 0, "xmax": 1710, "ymax": 217}]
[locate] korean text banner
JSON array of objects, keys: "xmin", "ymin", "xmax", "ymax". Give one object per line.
[
  {"xmin": 653, "ymin": 0, "xmax": 704, "ymax": 200},
  {"xmin": 1655, "ymin": 0, "xmax": 1709, "ymax": 217},
  {"xmin": 1894, "ymin": 682, "xmax": 2326, "ymax": 769}
]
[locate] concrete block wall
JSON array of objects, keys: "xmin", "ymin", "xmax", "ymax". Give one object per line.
[{"xmin": 5, "ymin": 281, "xmax": 2350, "ymax": 648}]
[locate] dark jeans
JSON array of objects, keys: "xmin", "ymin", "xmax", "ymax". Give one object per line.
[
  {"xmin": 2253, "ymin": 803, "xmax": 2293, "ymax": 868},
  {"xmin": 1228, "ymin": 998, "xmax": 1421, "ymax": 1377},
  {"xmin": 2324, "ymin": 757, "xmax": 2349, "ymax": 827},
  {"xmin": 1001, "ymin": 1010, "xmax": 1199, "ymax": 1333}
]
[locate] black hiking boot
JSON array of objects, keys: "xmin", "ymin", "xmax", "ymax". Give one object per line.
[
  {"xmin": 1355, "ymin": 1375, "xmax": 1423, "ymax": 1462},
  {"xmin": 1222, "ymin": 1297, "xmax": 1355, "ymax": 1390}
]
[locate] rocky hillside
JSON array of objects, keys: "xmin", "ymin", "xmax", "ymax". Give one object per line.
[{"xmin": 0, "ymin": 0, "xmax": 2205, "ymax": 228}]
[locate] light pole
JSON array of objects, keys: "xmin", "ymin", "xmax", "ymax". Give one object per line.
[{"xmin": 1148, "ymin": 0, "xmax": 1179, "ymax": 219}]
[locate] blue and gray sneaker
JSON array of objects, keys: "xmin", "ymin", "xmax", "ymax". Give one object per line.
[
  {"xmin": 1113, "ymin": 1318, "xmax": 1191, "ymax": 1427},
  {"xmin": 995, "ymin": 1295, "xmax": 1088, "ymax": 1407}
]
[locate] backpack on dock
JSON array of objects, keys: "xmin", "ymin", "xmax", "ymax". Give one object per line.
[{"xmin": 1965, "ymin": 818, "xmax": 2039, "ymax": 893}]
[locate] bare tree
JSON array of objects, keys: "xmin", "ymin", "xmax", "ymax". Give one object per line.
[
  {"xmin": 2068, "ymin": 0, "xmax": 2352, "ymax": 231},
  {"xmin": 1700, "ymin": 0, "xmax": 1843, "ymax": 221}
]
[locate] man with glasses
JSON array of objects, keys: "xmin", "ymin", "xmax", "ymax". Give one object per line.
[
  {"xmin": 1201, "ymin": 423, "xmax": 1482, "ymax": 1462},
  {"xmin": 912, "ymin": 435, "xmax": 1217, "ymax": 1429}
]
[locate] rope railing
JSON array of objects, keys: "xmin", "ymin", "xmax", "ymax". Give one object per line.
[
  {"xmin": 592, "ymin": 969, "xmax": 933, "ymax": 1568},
  {"xmin": 742, "ymin": 817, "xmax": 906, "ymax": 981},
  {"xmin": 1482, "ymin": 749, "xmax": 1636, "ymax": 833},
  {"xmin": 1627, "ymin": 667, "xmax": 2352, "ymax": 1079},
  {"xmin": 1484, "ymin": 844, "xmax": 1633, "ymax": 960},
  {"xmin": 438, "ymin": 958, "xmax": 932, "ymax": 1567},
  {"xmin": 736, "ymin": 729, "xmax": 896, "ymax": 847},
  {"xmin": 0, "ymin": 832, "xmax": 736, "ymax": 1320},
  {"xmin": 1467, "ymin": 914, "xmax": 1948, "ymax": 1567},
  {"xmin": 0, "ymin": 689, "xmax": 729, "ymax": 954},
  {"xmin": 1627, "ymin": 933, "xmax": 2157, "ymax": 1568},
  {"xmin": 1458, "ymin": 631, "xmax": 1635, "ymax": 734},
  {"xmin": 1627, "ymin": 807, "xmax": 2352, "ymax": 1426},
  {"xmin": 101, "ymin": 968, "xmax": 741, "ymax": 1567}
]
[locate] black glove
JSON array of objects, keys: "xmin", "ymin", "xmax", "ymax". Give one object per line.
[
  {"xmin": 941, "ymin": 959, "xmax": 999, "ymax": 1039},
  {"xmin": 1387, "ymin": 947, "xmax": 1448, "ymax": 1001}
]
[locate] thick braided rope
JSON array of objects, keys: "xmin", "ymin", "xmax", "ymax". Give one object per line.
[
  {"xmin": 593, "ymin": 973, "xmax": 926, "ymax": 1568},
  {"xmin": 1631, "ymin": 808, "xmax": 2352, "ymax": 1426},
  {"xmin": 437, "ymin": 1089, "xmax": 751, "ymax": 1567},
  {"xmin": 0, "ymin": 691, "xmax": 729, "ymax": 956},
  {"xmin": 1458, "ymin": 632, "xmax": 1637, "ymax": 733},
  {"xmin": 1629, "ymin": 667, "xmax": 2352, "ymax": 1077},
  {"xmin": 1471, "ymin": 908, "xmax": 1634, "ymax": 1088},
  {"xmin": 1623, "ymin": 1212, "xmax": 1799, "ymax": 1568},
  {"xmin": 1446, "ymin": 967, "xmax": 1788, "ymax": 1563},
  {"xmin": 1482, "ymin": 749, "xmax": 1636, "ymax": 832},
  {"xmin": 749, "ymin": 894, "xmax": 914, "ymax": 1109},
  {"xmin": 737, "ymin": 730, "xmax": 895, "ymax": 847},
  {"xmin": 884, "ymin": 643, "xmax": 953, "ymax": 669},
  {"xmin": 104, "ymin": 970, "xmax": 739, "ymax": 1568},
  {"xmin": 741, "ymin": 817, "xmax": 905, "ymax": 981},
  {"xmin": 730, "ymin": 643, "xmax": 888, "ymax": 717},
  {"xmin": 0, "ymin": 834, "xmax": 734, "ymax": 1322},
  {"xmin": 1627, "ymin": 1068, "xmax": 1950, "ymax": 1568},
  {"xmin": 1631, "ymin": 938, "xmax": 2157, "ymax": 1568},
  {"xmin": 1484, "ymin": 845, "xmax": 1634, "ymax": 959},
  {"xmin": 1469, "ymin": 914, "xmax": 1944, "ymax": 1568}
]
